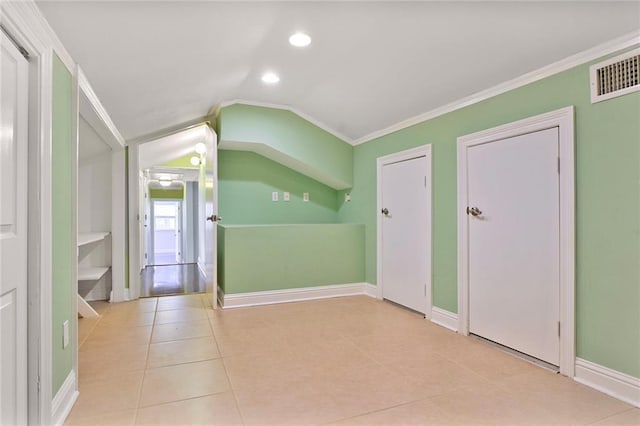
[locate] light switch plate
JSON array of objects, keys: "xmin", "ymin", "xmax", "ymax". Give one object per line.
[
  {"xmin": 283, "ymin": 192, "xmax": 290, "ymax": 201},
  {"xmin": 63, "ymin": 320, "xmax": 69, "ymax": 349},
  {"xmin": 272, "ymin": 192, "xmax": 279, "ymax": 201},
  {"xmin": 303, "ymin": 192, "xmax": 309, "ymax": 202}
]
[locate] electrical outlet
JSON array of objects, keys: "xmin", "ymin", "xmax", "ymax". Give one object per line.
[
  {"xmin": 272, "ymin": 192, "xmax": 279, "ymax": 201},
  {"xmin": 345, "ymin": 193, "xmax": 351, "ymax": 202},
  {"xmin": 283, "ymin": 192, "xmax": 290, "ymax": 201},
  {"xmin": 63, "ymin": 320, "xmax": 69, "ymax": 349},
  {"xmin": 303, "ymin": 192, "xmax": 309, "ymax": 202}
]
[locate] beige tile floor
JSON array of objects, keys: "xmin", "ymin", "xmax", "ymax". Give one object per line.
[{"xmin": 66, "ymin": 294, "xmax": 639, "ymax": 426}]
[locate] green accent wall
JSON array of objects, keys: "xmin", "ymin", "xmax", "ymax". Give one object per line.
[
  {"xmin": 339, "ymin": 52, "xmax": 640, "ymax": 378},
  {"xmin": 52, "ymin": 55, "xmax": 73, "ymax": 394},
  {"xmin": 218, "ymin": 150, "xmax": 340, "ymax": 224},
  {"xmin": 218, "ymin": 224, "xmax": 364, "ymax": 294},
  {"xmin": 218, "ymin": 104, "xmax": 353, "ymax": 189},
  {"xmin": 149, "ymin": 188, "xmax": 184, "ymax": 199}
]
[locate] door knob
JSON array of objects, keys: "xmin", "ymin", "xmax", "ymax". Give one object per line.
[
  {"xmin": 207, "ymin": 215, "xmax": 222, "ymax": 222},
  {"xmin": 381, "ymin": 208, "xmax": 389, "ymax": 216},
  {"xmin": 467, "ymin": 207, "xmax": 482, "ymax": 217}
]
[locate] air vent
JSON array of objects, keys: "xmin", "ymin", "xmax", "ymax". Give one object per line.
[{"xmin": 590, "ymin": 49, "xmax": 640, "ymax": 103}]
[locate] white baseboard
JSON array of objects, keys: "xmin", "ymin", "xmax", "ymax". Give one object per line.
[
  {"xmin": 431, "ymin": 307, "xmax": 458, "ymax": 332},
  {"xmin": 51, "ymin": 370, "xmax": 79, "ymax": 426},
  {"xmin": 363, "ymin": 283, "xmax": 377, "ymax": 298},
  {"xmin": 575, "ymin": 358, "xmax": 640, "ymax": 407},
  {"xmin": 222, "ymin": 282, "xmax": 373, "ymax": 309}
]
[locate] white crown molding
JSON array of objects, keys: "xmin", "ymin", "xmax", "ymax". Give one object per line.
[
  {"xmin": 217, "ymin": 99, "xmax": 355, "ymax": 145},
  {"xmin": 78, "ymin": 67, "xmax": 126, "ymax": 149},
  {"xmin": 51, "ymin": 370, "xmax": 78, "ymax": 426},
  {"xmin": 353, "ymin": 30, "xmax": 640, "ymax": 145},
  {"xmin": 575, "ymin": 358, "xmax": 640, "ymax": 408},
  {"xmin": 221, "ymin": 282, "xmax": 372, "ymax": 309},
  {"xmin": 431, "ymin": 307, "xmax": 458, "ymax": 332}
]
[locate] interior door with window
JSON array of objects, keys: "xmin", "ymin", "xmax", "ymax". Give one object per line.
[
  {"xmin": 152, "ymin": 200, "xmax": 182, "ymax": 265},
  {"xmin": 0, "ymin": 30, "xmax": 29, "ymax": 426}
]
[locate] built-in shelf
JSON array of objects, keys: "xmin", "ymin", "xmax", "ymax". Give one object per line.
[
  {"xmin": 78, "ymin": 266, "xmax": 109, "ymax": 281},
  {"xmin": 78, "ymin": 232, "xmax": 109, "ymax": 247}
]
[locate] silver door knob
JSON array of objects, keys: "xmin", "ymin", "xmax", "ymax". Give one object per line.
[
  {"xmin": 467, "ymin": 207, "xmax": 482, "ymax": 217},
  {"xmin": 207, "ymin": 215, "xmax": 222, "ymax": 222},
  {"xmin": 381, "ymin": 208, "xmax": 389, "ymax": 216}
]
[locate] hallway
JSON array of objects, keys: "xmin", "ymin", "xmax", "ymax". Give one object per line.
[
  {"xmin": 68, "ymin": 295, "xmax": 637, "ymax": 425},
  {"xmin": 140, "ymin": 264, "xmax": 207, "ymax": 297}
]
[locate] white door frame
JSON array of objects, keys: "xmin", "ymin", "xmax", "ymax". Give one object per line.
[
  {"xmin": 457, "ymin": 106, "xmax": 575, "ymax": 376},
  {"xmin": 376, "ymin": 144, "xmax": 433, "ymax": 318}
]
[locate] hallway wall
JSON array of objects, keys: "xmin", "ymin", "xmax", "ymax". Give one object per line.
[{"xmin": 339, "ymin": 48, "xmax": 640, "ymax": 378}]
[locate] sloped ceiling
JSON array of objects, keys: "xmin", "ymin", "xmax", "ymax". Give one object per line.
[{"xmin": 38, "ymin": 1, "xmax": 640, "ymax": 142}]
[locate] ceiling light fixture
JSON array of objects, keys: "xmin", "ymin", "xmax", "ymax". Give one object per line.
[
  {"xmin": 159, "ymin": 179, "xmax": 172, "ymax": 187},
  {"xmin": 194, "ymin": 142, "xmax": 207, "ymax": 155},
  {"xmin": 289, "ymin": 32, "xmax": 311, "ymax": 47},
  {"xmin": 261, "ymin": 72, "xmax": 280, "ymax": 84}
]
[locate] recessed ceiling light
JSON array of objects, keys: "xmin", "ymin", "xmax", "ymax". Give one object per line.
[
  {"xmin": 261, "ymin": 72, "xmax": 280, "ymax": 84},
  {"xmin": 289, "ymin": 32, "xmax": 311, "ymax": 47}
]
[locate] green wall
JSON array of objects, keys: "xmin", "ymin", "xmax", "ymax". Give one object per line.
[
  {"xmin": 218, "ymin": 150, "xmax": 340, "ymax": 224},
  {"xmin": 149, "ymin": 188, "xmax": 184, "ymax": 199},
  {"xmin": 339, "ymin": 52, "xmax": 640, "ymax": 378},
  {"xmin": 218, "ymin": 104, "xmax": 353, "ymax": 189},
  {"xmin": 52, "ymin": 55, "xmax": 74, "ymax": 394},
  {"xmin": 218, "ymin": 224, "xmax": 364, "ymax": 294}
]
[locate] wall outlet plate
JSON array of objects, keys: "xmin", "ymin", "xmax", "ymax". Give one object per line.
[
  {"xmin": 272, "ymin": 192, "xmax": 279, "ymax": 201},
  {"xmin": 303, "ymin": 192, "xmax": 309, "ymax": 202},
  {"xmin": 345, "ymin": 193, "xmax": 351, "ymax": 202},
  {"xmin": 283, "ymin": 192, "xmax": 290, "ymax": 201}
]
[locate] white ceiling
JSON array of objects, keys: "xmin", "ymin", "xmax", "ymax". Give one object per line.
[{"xmin": 38, "ymin": 1, "xmax": 640, "ymax": 142}]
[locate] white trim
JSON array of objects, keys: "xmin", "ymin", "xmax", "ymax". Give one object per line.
[
  {"xmin": 217, "ymin": 99, "xmax": 354, "ymax": 144},
  {"xmin": 1, "ymin": 2, "xmax": 57, "ymax": 423},
  {"xmin": 110, "ymin": 150, "xmax": 127, "ymax": 302},
  {"xmin": 431, "ymin": 307, "xmax": 459, "ymax": 332},
  {"xmin": 457, "ymin": 106, "xmax": 575, "ymax": 376},
  {"xmin": 376, "ymin": 144, "xmax": 433, "ymax": 317},
  {"xmin": 50, "ymin": 370, "xmax": 79, "ymax": 426},
  {"xmin": 71, "ymin": 63, "xmax": 80, "ymax": 399},
  {"xmin": 353, "ymin": 30, "xmax": 640, "ymax": 145},
  {"xmin": 77, "ymin": 67, "xmax": 125, "ymax": 149},
  {"xmin": 127, "ymin": 144, "xmax": 142, "ymax": 301},
  {"xmin": 221, "ymin": 283, "xmax": 372, "ymax": 309},
  {"xmin": 575, "ymin": 358, "xmax": 640, "ymax": 408},
  {"xmin": 363, "ymin": 283, "xmax": 377, "ymax": 298}
]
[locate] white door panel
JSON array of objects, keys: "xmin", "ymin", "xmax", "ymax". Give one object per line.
[
  {"xmin": 467, "ymin": 127, "xmax": 560, "ymax": 365},
  {"xmin": 0, "ymin": 31, "xmax": 29, "ymax": 425},
  {"xmin": 381, "ymin": 156, "xmax": 429, "ymax": 314}
]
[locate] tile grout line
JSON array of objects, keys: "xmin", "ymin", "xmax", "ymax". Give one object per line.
[
  {"xmin": 133, "ymin": 297, "xmax": 158, "ymax": 424},
  {"xmin": 209, "ymin": 306, "xmax": 247, "ymax": 425}
]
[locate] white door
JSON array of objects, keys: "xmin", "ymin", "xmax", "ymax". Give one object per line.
[
  {"xmin": 203, "ymin": 130, "xmax": 218, "ymax": 308},
  {"xmin": 381, "ymin": 156, "xmax": 430, "ymax": 314},
  {"xmin": 467, "ymin": 127, "xmax": 560, "ymax": 365},
  {"xmin": 0, "ymin": 31, "xmax": 29, "ymax": 425}
]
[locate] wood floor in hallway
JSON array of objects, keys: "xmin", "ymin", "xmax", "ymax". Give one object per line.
[{"xmin": 68, "ymin": 294, "xmax": 638, "ymax": 425}]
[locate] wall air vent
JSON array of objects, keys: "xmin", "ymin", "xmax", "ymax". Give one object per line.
[{"xmin": 590, "ymin": 48, "xmax": 640, "ymax": 103}]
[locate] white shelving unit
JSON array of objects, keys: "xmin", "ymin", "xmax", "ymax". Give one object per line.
[{"xmin": 77, "ymin": 232, "xmax": 111, "ymax": 318}]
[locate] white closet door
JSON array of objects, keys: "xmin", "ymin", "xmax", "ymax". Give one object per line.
[
  {"xmin": 0, "ymin": 31, "xmax": 29, "ymax": 425},
  {"xmin": 467, "ymin": 127, "xmax": 560, "ymax": 365},
  {"xmin": 381, "ymin": 156, "xmax": 430, "ymax": 314}
]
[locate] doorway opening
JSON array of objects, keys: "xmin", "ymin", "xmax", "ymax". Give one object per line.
[{"xmin": 150, "ymin": 200, "xmax": 183, "ymax": 266}]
